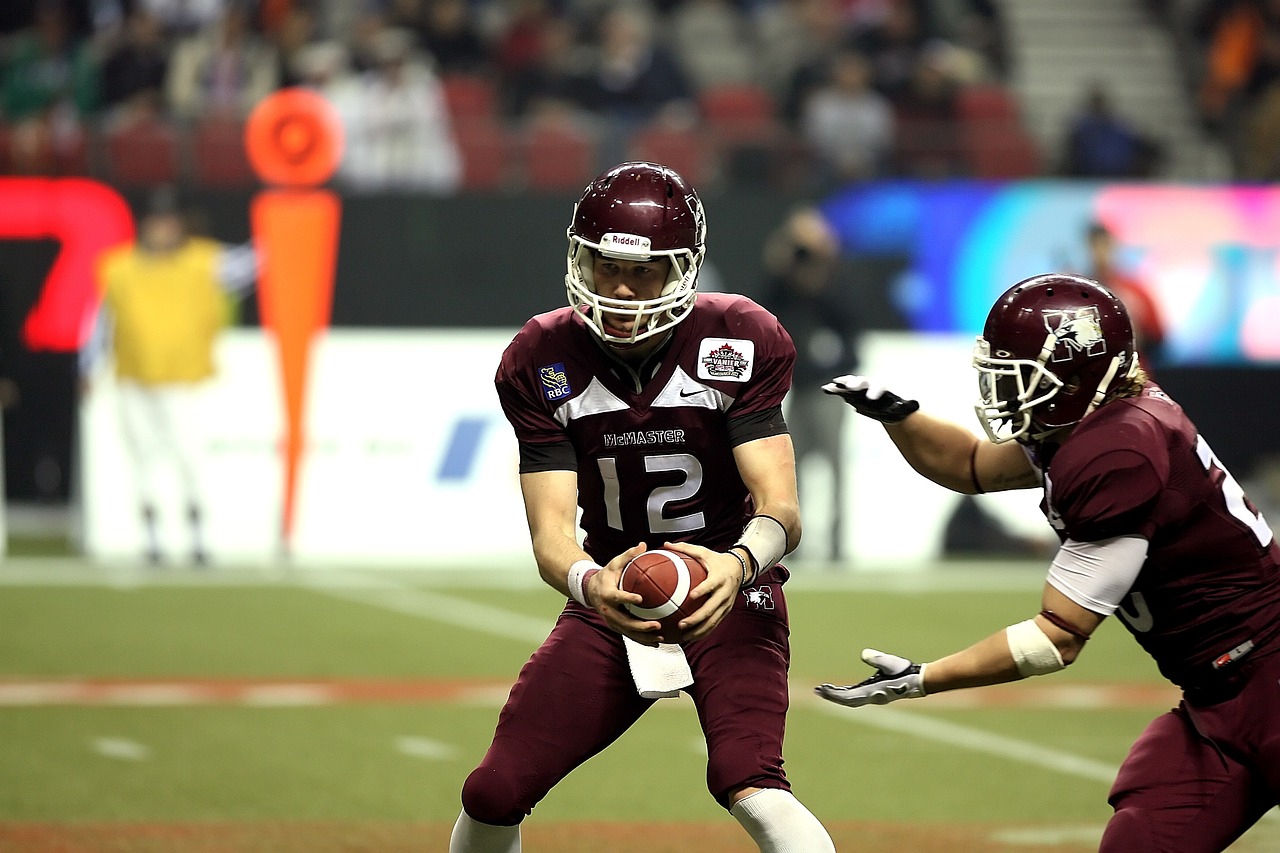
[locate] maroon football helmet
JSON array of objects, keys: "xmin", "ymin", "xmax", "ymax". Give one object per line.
[
  {"xmin": 566, "ymin": 161, "xmax": 706, "ymax": 345},
  {"xmin": 973, "ymin": 273, "xmax": 1138, "ymax": 443}
]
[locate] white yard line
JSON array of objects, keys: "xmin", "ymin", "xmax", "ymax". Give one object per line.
[
  {"xmin": 395, "ymin": 736, "xmax": 457, "ymax": 760},
  {"xmin": 91, "ymin": 737, "xmax": 150, "ymax": 761},
  {"xmin": 300, "ymin": 571, "xmax": 555, "ymax": 644},
  {"xmin": 306, "ymin": 570, "xmax": 1131, "ymax": 787},
  {"xmin": 802, "ymin": 695, "xmax": 1118, "ymax": 782},
  {"xmin": 0, "ymin": 562, "xmax": 1251, "ymax": 800}
]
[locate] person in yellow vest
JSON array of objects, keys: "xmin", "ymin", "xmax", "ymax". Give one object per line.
[{"xmin": 85, "ymin": 187, "xmax": 256, "ymax": 566}]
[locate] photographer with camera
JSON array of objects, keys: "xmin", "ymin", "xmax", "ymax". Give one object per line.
[{"xmin": 760, "ymin": 207, "xmax": 861, "ymax": 563}]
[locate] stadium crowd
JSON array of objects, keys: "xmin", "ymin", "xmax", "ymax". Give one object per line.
[{"xmin": 0, "ymin": 0, "xmax": 1267, "ymax": 191}]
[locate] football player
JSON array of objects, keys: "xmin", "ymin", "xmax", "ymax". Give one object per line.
[
  {"xmin": 449, "ymin": 162, "xmax": 836, "ymax": 852},
  {"xmin": 818, "ymin": 273, "xmax": 1280, "ymax": 852}
]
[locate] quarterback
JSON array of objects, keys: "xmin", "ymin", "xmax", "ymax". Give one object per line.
[
  {"xmin": 819, "ymin": 273, "xmax": 1280, "ymax": 852},
  {"xmin": 448, "ymin": 162, "xmax": 835, "ymax": 852}
]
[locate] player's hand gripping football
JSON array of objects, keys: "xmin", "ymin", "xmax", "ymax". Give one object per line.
[
  {"xmin": 814, "ymin": 649, "xmax": 927, "ymax": 708},
  {"xmin": 822, "ymin": 375, "xmax": 919, "ymax": 424},
  {"xmin": 660, "ymin": 541, "xmax": 741, "ymax": 643},
  {"xmin": 588, "ymin": 543, "xmax": 669, "ymax": 646}
]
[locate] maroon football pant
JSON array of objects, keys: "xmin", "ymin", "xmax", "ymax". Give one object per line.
[
  {"xmin": 459, "ymin": 569, "xmax": 793, "ymax": 826},
  {"xmin": 1100, "ymin": 651, "xmax": 1280, "ymax": 852}
]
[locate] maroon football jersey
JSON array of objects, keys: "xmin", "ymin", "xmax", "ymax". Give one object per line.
[
  {"xmin": 1034, "ymin": 383, "xmax": 1280, "ymax": 687},
  {"xmin": 495, "ymin": 292, "xmax": 795, "ymax": 563}
]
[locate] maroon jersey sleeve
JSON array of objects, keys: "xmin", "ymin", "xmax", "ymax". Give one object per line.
[
  {"xmin": 1049, "ymin": 434, "xmax": 1166, "ymax": 542},
  {"xmin": 718, "ymin": 295, "xmax": 795, "ymax": 419},
  {"xmin": 494, "ymin": 313, "xmax": 571, "ymax": 453}
]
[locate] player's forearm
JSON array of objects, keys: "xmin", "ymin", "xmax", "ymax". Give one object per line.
[
  {"xmin": 528, "ymin": 530, "xmax": 593, "ymax": 599},
  {"xmin": 920, "ymin": 631, "xmax": 1026, "ymax": 693},
  {"xmin": 883, "ymin": 411, "xmax": 981, "ymax": 493}
]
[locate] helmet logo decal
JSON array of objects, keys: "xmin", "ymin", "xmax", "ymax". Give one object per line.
[
  {"xmin": 600, "ymin": 232, "xmax": 652, "ymax": 257},
  {"xmin": 1045, "ymin": 306, "xmax": 1106, "ymax": 362},
  {"xmin": 539, "ymin": 363, "xmax": 573, "ymax": 401},
  {"xmin": 697, "ymin": 338, "xmax": 755, "ymax": 382},
  {"xmin": 688, "ymin": 194, "xmax": 706, "ymax": 241}
]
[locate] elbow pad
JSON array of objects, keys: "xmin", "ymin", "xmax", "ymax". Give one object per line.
[{"xmin": 1006, "ymin": 618, "xmax": 1065, "ymax": 677}]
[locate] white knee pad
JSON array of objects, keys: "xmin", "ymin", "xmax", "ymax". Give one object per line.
[
  {"xmin": 449, "ymin": 811, "xmax": 521, "ymax": 853},
  {"xmin": 730, "ymin": 788, "xmax": 836, "ymax": 853}
]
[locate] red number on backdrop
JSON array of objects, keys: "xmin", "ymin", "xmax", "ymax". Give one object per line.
[{"xmin": 0, "ymin": 177, "xmax": 134, "ymax": 352}]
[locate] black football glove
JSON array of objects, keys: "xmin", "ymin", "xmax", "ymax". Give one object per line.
[
  {"xmin": 814, "ymin": 649, "xmax": 927, "ymax": 708},
  {"xmin": 822, "ymin": 375, "xmax": 920, "ymax": 424}
]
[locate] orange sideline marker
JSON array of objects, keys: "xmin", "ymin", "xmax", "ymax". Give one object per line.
[{"xmin": 246, "ymin": 88, "xmax": 343, "ymax": 555}]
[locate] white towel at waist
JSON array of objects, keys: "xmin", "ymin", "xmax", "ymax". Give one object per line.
[{"xmin": 623, "ymin": 636, "xmax": 693, "ymax": 699}]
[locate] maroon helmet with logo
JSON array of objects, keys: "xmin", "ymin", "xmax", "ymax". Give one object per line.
[
  {"xmin": 973, "ymin": 273, "xmax": 1138, "ymax": 443},
  {"xmin": 565, "ymin": 161, "xmax": 706, "ymax": 345}
]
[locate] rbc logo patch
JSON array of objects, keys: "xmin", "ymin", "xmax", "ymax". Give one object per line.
[{"xmin": 540, "ymin": 363, "xmax": 572, "ymax": 401}]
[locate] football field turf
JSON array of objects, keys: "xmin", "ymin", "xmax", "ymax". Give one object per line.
[{"xmin": 1, "ymin": 558, "xmax": 1277, "ymax": 852}]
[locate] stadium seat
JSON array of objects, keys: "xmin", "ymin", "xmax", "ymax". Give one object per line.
[
  {"xmin": 441, "ymin": 74, "xmax": 500, "ymax": 127},
  {"xmin": 626, "ymin": 123, "xmax": 712, "ymax": 188},
  {"xmin": 695, "ymin": 83, "xmax": 784, "ymax": 184},
  {"xmin": 521, "ymin": 122, "xmax": 597, "ymax": 191},
  {"xmin": 960, "ymin": 123, "xmax": 1043, "ymax": 179},
  {"xmin": 103, "ymin": 118, "xmax": 182, "ymax": 187},
  {"xmin": 454, "ymin": 121, "xmax": 512, "ymax": 191},
  {"xmin": 697, "ymin": 83, "xmax": 781, "ymax": 145},
  {"xmin": 953, "ymin": 83, "xmax": 1042, "ymax": 178},
  {"xmin": 191, "ymin": 117, "xmax": 258, "ymax": 188},
  {"xmin": 956, "ymin": 83, "xmax": 1022, "ymax": 123}
]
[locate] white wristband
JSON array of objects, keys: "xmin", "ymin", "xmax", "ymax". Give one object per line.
[
  {"xmin": 567, "ymin": 560, "xmax": 602, "ymax": 608},
  {"xmin": 733, "ymin": 514, "xmax": 788, "ymax": 583},
  {"xmin": 1006, "ymin": 618, "xmax": 1065, "ymax": 677}
]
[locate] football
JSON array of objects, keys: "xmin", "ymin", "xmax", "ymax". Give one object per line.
[{"xmin": 618, "ymin": 549, "xmax": 708, "ymax": 643}]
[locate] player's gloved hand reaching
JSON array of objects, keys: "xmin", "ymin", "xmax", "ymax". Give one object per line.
[
  {"xmin": 814, "ymin": 649, "xmax": 927, "ymax": 708},
  {"xmin": 822, "ymin": 375, "xmax": 919, "ymax": 424}
]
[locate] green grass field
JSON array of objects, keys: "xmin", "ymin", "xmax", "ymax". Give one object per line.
[{"xmin": 1, "ymin": 556, "xmax": 1276, "ymax": 851}]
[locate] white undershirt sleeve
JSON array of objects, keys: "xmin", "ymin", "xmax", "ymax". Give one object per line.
[{"xmin": 1046, "ymin": 535, "xmax": 1149, "ymax": 615}]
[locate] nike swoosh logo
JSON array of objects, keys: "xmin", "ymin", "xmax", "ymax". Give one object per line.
[
  {"xmin": 888, "ymin": 685, "xmax": 910, "ymax": 695},
  {"xmin": 680, "ymin": 389, "xmax": 707, "ymax": 398}
]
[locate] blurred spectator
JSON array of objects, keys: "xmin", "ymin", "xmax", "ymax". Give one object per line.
[
  {"xmin": 891, "ymin": 42, "xmax": 965, "ymax": 178},
  {"xmin": 772, "ymin": 0, "xmax": 860, "ymax": 127},
  {"xmin": 759, "ymin": 207, "xmax": 861, "ymax": 562},
  {"xmin": 1085, "ymin": 221, "xmax": 1167, "ymax": 367},
  {"xmin": 166, "ymin": 3, "xmax": 280, "ymax": 119},
  {"xmin": 1194, "ymin": 0, "xmax": 1280, "ymax": 178},
  {"xmin": 799, "ymin": 47, "xmax": 894, "ymax": 185},
  {"xmin": 334, "ymin": 26, "xmax": 462, "ymax": 193},
  {"xmin": 853, "ymin": 0, "xmax": 928, "ymax": 100},
  {"xmin": 99, "ymin": 8, "xmax": 169, "ymax": 122},
  {"xmin": 1, "ymin": 2, "xmax": 99, "ymax": 174},
  {"xmin": 925, "ymin": 0, "xmax": 1009, "ymax": 79},
  {"xmin": 139, "ymin": 0, "xmax": 229, "ymax": 37},
  {"xmin": 669, "ymin": 0, "xmax": 755, "ymax": 91},
  {"xmin": 414, "ymin": 0, "xmax": 492, "ymax": 76},
  {"xmin": 269, "ymin": 2, "xmax": 319, "ymax": 88},
  {"xmin": 294, "ymin": 37, "xmax": 355, "ymax": 94},
  {"xmin": 1194, "ymin": 0, "xmax": 1280, "ymax": 136},
  {"xmin": 502, "ymin": 14, "xmax": 592, "ymax": 122},
  {"xmin": 574, "ymin": 3, "xmax": 694, "ymax": 129},
  {"xmin": 349, "ymin": 10, "xmax": 394, "ymax": 73},
  {"xmin": 1060, "ymin": 82, "xmax": 1163, "ymax": 178},
  {"xmin": 494, "ymin": 0, "xmax": 552, "ymax": 81},
  {"xmin": 86, "ymin": 187, "xmax": 256, "ymax": 567}
]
